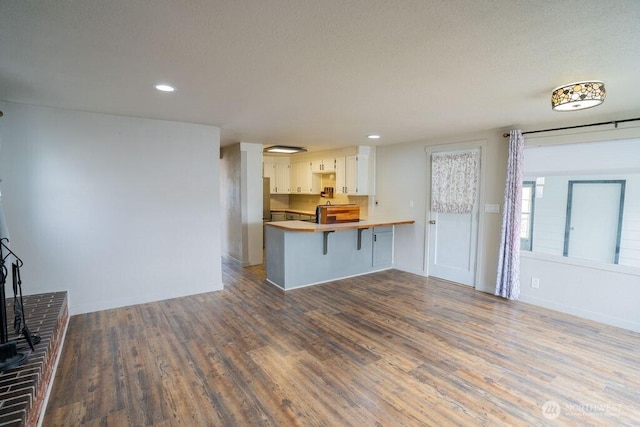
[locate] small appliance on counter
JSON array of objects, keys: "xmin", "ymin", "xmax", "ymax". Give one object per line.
[
  {"xmin": 316, "ymin": 204, "xmax": 360, "ymax": 224},
  {"xmin": 320, "ymin": 187, "xmax": 334, "ymax": 198}
]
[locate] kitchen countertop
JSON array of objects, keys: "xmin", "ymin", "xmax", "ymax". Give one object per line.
[{"xmin": 265, "ymin": 217, "xmax": 415, "ymax": 232}]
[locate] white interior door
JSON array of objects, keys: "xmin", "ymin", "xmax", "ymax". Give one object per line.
[
  {"xmin": 427, "ymin": 149, "xmax": 480, "ymax": 286},
  {"xmin": 565, "ymin": 181, "xmax": 624, "ymax": 264}
]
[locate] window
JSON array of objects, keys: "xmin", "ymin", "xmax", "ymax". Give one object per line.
[{"xmin": 520, "ymin": 181, "xmax": 535, "ymax": 251}]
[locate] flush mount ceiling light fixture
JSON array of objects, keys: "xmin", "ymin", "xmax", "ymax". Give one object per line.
[
  {"xmin": 367, "ymin": 134, "xmax": 381, "ymax": 139},
  {"xmin": 551, "ymin": 81, "xmax": 605, "ymax": 111},
  {"xmin": 264, "ymin": 145, "xmax": 308, "ymax": 154}
]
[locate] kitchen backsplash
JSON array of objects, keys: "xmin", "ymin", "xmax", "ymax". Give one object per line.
[{"xmin": 269, "ymin": 194, "xmax": 290, "ymax": 210}]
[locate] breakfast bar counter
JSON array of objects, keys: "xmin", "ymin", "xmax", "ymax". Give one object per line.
[
  {"xmin": 264, "ymin": 217, "xmax": 415, "ymax": 290},
  {"xmin": 265, "ymin": 217, "xmax": 415, "ymax": 232}
]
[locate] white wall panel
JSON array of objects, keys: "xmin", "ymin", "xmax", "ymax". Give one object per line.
[{"xmin": 0, "ymin": 102, "xmax": 222, "ymax": 314}]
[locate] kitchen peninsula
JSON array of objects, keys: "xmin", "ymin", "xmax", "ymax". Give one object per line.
[{"xmin": 264, "ymin": 217, "xmax": 415, "ymax": 290}]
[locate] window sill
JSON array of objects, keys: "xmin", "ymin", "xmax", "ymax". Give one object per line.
[{"xmin": 520, "ymin": 250, "xmax": 640, "ymax": 277}]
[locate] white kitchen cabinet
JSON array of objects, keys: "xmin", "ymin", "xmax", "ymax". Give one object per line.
[
  {"xmin": 335, "ymin": 157, "xmax": 346, "ymax": 194},
  {"xmin": 372, "ymin": 226, "xmax": 393, "ymax": 266},
  {"xmin": 326, "ymin": 158, "xmax": 337, "ymax": 172},
  {"xmin": 349, "ymin": 155, "xmax": 369, "ymax": 195},
  {"xmin": 263, "ymin": 158, "xmax": 277, "ymax": 193},
  {"xmin": 267, "ymin": 147, "xmax": 372, "ymax": 195},
  {"xmin": 335, "ymin": 155, "xmax": 369, "ymax": 195},
  {"xmin": 310, "ymin": 167, "xmax": 321, "ymax": 193},
  {"xmin": 311, "ymin": 160, "xmax": 323, "ymax": 173},
  {"xmin": 263, "ymin": 157, "xmax": 290, "ymax": 194},
  {"xmin": 275, "ymin": 162, "xmax": 290, "ymax": 193},
  {"xmin": 312, "ymin": 158, "xmax": 336, "ymax": 173},
  {"xmin": 290, "ymin": 162, "xmax": 301, "ymax": 193},
  {"xmin": 345, "ymin": 156, "xmax": 357, "ymax": 194},
  {"xmin": 291, "ymin": 162, "xmax": 319, "ymax": 193}
]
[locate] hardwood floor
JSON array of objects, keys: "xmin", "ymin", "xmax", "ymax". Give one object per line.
[{"xmin": 44, "ymin": 258, "xmax": 639, "ymax": 426}]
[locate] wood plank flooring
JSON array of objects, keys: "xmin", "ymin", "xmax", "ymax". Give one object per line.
[{"xmin": 44, "ymin": 258, "xmax": 640, "ymax": 426}]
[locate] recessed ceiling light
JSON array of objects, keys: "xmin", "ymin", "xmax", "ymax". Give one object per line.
[
  {"xmin": 155, "ymin": 84, "xmax": 175, "ymax": 92},
  {"xmin": 367, "ymin": 134, "xmax": 381, "ymax": 139}
]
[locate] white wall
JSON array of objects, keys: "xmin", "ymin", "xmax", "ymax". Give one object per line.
[
  {"xmin": 524, "ymin": 138, "xmax": 640, "ymax": 267},
  {"xmin": 518, "ymin": 127, "xmax": 640, "ymax": 331},
  {"xmin": 0, "ymin": 102, "xmax": 222, "ymax": 314},
  {"xmin": 527, "ymin": 173, "xmax": 640, "ymax": 267},
  {"xmin": 373, "ymin": 130, "xmax": 506, "ymax": 292},
  {"xmin": 520, "ymin": 252, "xmax": 639, "ymax": 331},
  {"xmin": 375, "ymin": 125, "xmax": 640, "ymax": 332},
  {"xmin": 374, "ymin": 141, "xmax": 428, "ymax": 275}
]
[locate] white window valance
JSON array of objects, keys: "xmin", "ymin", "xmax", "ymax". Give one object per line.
[{"xmin": 431, "ymin": 151, "xmax": 479, "ymax": 214}]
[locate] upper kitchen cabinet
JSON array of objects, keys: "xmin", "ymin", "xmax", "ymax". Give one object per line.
[
  {"xmin": 263, "ymin": 157, "xmax": 290, "ymax": 194},
  {"xmin": 311, "ymin": 158, "xmax": 337, "ymax": 173},
  {"xmin": 263, "ymin": 157, "xmax": 276, "ymax": 192},
  {"xmin": 311, "ymin": 160, "xmax": 323, "ymax": 173},
  {"xmin": 335, "ymin": 157, "xmax": 346, "ymax": 194},
  {"xmin": 335, "ymin": 154, "xmax": 369, "ymax": 195},
  {"xmin": 346, "ymin": 155, "xmax": 369, "ymax": 195},
  {"xmin": 275, "ymin": 162, "xmax": 290, "ymax": 194},
  {"xmin": 291, "ymin": 161, "xmax": 320, "ymax": 194},
  {"xmin": 265, "ymin": 146, "xmax": 374, "ymax": 195}
]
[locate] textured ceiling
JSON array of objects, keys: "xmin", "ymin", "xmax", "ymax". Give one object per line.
[{"xmin": 2, "ymin": 0, "xmax": 640, "ymax": 150}]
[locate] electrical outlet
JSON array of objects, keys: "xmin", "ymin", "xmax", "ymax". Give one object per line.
[
  {"xmin": 531, "ymin": 277, "xmax": 540, "ymax": 288},
  {"xmin": 409, "ymin": 200, "xmax": 414, "ymax": 208}
]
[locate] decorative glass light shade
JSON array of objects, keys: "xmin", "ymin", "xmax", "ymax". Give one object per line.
[{"xmin": 551, "ymin": 81, "xmax": 606, "ymax": 111}]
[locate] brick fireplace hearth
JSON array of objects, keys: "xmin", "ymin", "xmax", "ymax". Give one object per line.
[{"xmin": 0, "ymin": 292, "xmax": 68, "ymax": 427}]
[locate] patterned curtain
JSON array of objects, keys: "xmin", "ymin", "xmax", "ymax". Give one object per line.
[
  {"xmin": 495, "ymin": 130, "xmax": 524, "ymax": 299},
  {"xmin": 431, "ymin": 151, "xmax": 479, "ymax": 214}
]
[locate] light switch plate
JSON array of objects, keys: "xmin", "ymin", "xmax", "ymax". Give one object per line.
[{"xmin": 484, "ymin": 204, "xmax": 500, "ymax": 213}]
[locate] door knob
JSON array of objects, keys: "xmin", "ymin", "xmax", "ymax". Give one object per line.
[{"xmin": 429, "ymin": 220, "xmax": 436, "ymax": 224}]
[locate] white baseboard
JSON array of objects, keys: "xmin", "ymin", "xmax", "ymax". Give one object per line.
[{"xmin": 519, "ymin": 294, "xmax": 640, "ymax": 333}]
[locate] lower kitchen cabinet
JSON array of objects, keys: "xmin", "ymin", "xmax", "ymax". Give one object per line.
[{"xmin": 372, "ymin": 226, "xmax": 393, "ymax": 266}]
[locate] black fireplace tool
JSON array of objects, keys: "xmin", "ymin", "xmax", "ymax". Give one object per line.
[
  {"xmin": 12, "ymin": 261, "xmax": 40, "ymax": 350},
  {"xmin": 0, "ymin": 238, "xmax": 40, "ymax": 371}
]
